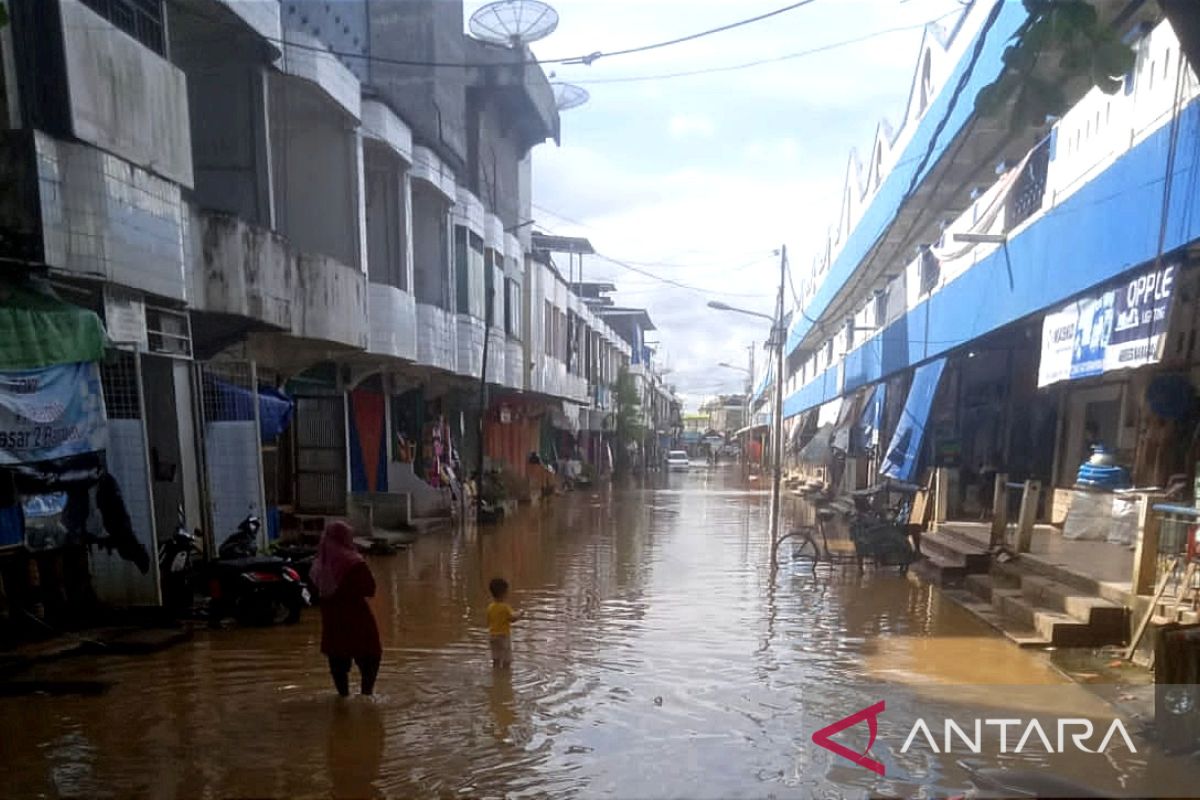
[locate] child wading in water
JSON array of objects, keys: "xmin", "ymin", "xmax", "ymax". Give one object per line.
[{"xmin": 486, "ymin": 577, "xmax": 520, "ymax": 669}]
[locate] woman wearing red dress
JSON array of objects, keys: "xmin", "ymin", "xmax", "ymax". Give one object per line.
[{"xmin": 310, "ymin": 521, "xmax": 382, "ymax": 696}]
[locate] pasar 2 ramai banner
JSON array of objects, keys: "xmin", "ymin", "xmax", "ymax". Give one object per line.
[
  {"xmin": 1038, "ymin": 263, "xmax": 1178, "ymax": 388},
  {"xmin": 0, "ymin": 361, "xmax": 108, "ymax": 465}
]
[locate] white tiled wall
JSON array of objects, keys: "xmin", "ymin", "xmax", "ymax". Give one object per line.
[
  {"xmin": 456, "ymin": 314, "xmax": 485, "ymax": 378},
  {"xmin": 35, "ymin": 133, "xmax": 188, "ymax": 302},
  {"xmin": 204, "ymin": 421, "xmax": 264, "ymax": 550},
  {"xmin": 505, "ymin": 339, "xmax": 524, "ymax": 389},
  {"xmin": 91, "ymin": 420, "xmax": 160, "ymax": 607},
  {"xmin": 416, "ymin": 302, "xmax": 456, "ymax": 373},
  {"xmin": 487, "ymin": 329, "xmax": 506, "ymax": 385}
]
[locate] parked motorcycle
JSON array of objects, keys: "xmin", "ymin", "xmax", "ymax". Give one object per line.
[
  {"xmin": 158, "ymin": 511, "xmax": 310, "ymax": 626},
  {"xmin": 157, "ymin": 506, "xmax": 201, "ymax": 614},
  {"xmin": 206, "ymin": 515, "xmax": 310, "ymax": 626}
]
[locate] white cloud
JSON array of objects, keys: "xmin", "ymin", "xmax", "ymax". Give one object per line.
[{"xmin": 668, "ymin": 113, "xmax": 715, "ymax": 139}]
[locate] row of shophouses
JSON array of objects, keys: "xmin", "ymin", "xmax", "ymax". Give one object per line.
[
  {"xmin": 751, "ymin": 1, "xmax": 1200, "ymax": 622},
  {"xmin": 0, "ymin": 0, "xmax": 678, "ymax": 611}
]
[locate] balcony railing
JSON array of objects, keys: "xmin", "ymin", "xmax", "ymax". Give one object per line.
[
  {"xmin": 1006, "ymin": 138, "xmax": 1051, "ymax": 231},
  {"xmin": 81, "ymin": 0, "xmax": 165, "ymax": 54}
]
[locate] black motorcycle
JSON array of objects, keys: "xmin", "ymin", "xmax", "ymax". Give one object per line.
[
  {"xmin": 158, "ymin": 512, "xmax": 309, "ymax": 626},
  {"xmin": 205, "ymin": 516, "xmax": 310, "ymax": 626},
  {"xmin": 157, "ymin": 506, "xmax": 201, "ymax": 614}
]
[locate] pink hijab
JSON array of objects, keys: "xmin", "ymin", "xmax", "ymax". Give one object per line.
[{"xmin": 310, "ymin": 521, "xmax": 364, "ymax": 597}]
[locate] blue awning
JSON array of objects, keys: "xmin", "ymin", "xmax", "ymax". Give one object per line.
[
  {"xmin": 858, "ymin": 383, "xmax": 886, "ymax": 450},
  {"xmin": 880, "ymin": 359, "xmax": 946, "ymax": 482}
]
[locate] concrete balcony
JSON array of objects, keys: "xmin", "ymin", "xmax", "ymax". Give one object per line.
[
  {"xmin": 456, "ymin": 314, "xmax": 485, "ymax": 378},
  {"xmin": 368, "ymin": 282, "xmax": 418, "ymax": 361},
  {"xmin": 529, "ymin": 357, "xmax": 591, "ymax": 403},
  {"xmin": 530, "ymin": 356, "xmax": 565, "ymax": 398},
  {"xmin": 565, "ymin": 374, "xmax": 590, "ymax": 405},
  {"xmin": 193, "ymin": 209, "xmax": 292, "ymax": 329},
  {"xmin": 212, "ymin": 0, "xmax": 281, "ymax": 44},
  {"xmin": 505, "ymin": 339, "xmax": 524, "ymax": 390},
  {"xmin": 191, "ymin": 208, "xmax": 367, "ymax": 350},
  {"xmin": 56, "ymin": 0, "xmax": 193, "ymax": 187},
  {"xmin": 295, "ymin": 252, "xmax": 368, "ymax": 349},
  {"xmin": 487, "ymin": 329, "xmax": 506, "ymax": 385},
  {"xmin": 416, "ymin": 303, "xmax": 456, "ymax": 373}
]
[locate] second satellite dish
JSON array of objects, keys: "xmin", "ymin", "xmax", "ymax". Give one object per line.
[
  {"xmin": 469, "ymin": 0, "xmax": 559, "ymax": 48},
  {"xmin": 552, "ymin": 83, "xmax": 589, "ymax": 112}
]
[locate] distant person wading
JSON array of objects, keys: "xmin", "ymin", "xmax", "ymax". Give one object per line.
[{"xmin": 311, "ymin": 521, "xmax": 382, "ymax": 696}]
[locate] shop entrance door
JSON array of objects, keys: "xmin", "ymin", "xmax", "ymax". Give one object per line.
[
  {"xmin": 1058, "ymin": 384, "xmax": 1124, "ymax": 486},
  {"xmin": 294, "ymin": 395, "xmax": 347, "ymax": 514}
]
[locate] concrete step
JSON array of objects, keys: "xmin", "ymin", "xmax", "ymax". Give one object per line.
[
  {"xmin": 1020, "ymin": 575, "xmax": 1128, "ymax": 632},
  {"xmin": 941, "ymin": 589, "xmax": 1052, "ymax": 647},
  {"xmin": 962, "ymin": 572, "xmax": 1018, "ymax": 604},
  {"xmin": 936, "ymin": 526, "xmax": 996, "ymax": 550},
  {"xmin": 992, "ymin": 557, "xmax": 1129, "ymax": 607},
  {"xmin": 992, "ymin": 588, "xmax": 1124, "ymax": 647},
  {"xmin": 918, "ymin": 532, "xmax": 991, "ymax": 572},
  {"xmin": 911, "ymin": 554, "xmax": 969, "ymax": 588}
]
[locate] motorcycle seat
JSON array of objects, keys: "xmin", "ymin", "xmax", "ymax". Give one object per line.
[{"xmin": 216, "ymin": 555, "xmax": 286, "ymax": 571}]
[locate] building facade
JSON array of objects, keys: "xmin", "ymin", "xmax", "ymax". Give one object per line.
[
  {"xmin": 761, "ymin": 1, "xmax": 1200, "ymax": 634},
  {"xmin": 0, "ymin": 0, "xmax": 658, "ymax": 613}
]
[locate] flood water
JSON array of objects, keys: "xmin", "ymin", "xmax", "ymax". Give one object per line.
[{"xmin": 2, "ymin": 468, "xmax": 1198, "ymax": 798}]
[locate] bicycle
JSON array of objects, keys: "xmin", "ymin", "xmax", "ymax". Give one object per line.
[{"xmin": 848, "ymin": 483, "xmax": 918, "ymax": 572}]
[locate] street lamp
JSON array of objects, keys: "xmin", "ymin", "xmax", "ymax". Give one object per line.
[
  {"xmin": 717, "ymin": 362, "xmax": 751, "ymax": 373},
  {"xmin": 706, "ymin": 301, "xmax": 774, "ymax": 322},
  {"xmin": 706, "ymin": 247, "xmax": 788, "ymax": 558}
]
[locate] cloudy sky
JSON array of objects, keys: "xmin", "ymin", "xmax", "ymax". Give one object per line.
[{"xmin": 468, "ymin": 0, "xmax": 969, "ymax": 409}]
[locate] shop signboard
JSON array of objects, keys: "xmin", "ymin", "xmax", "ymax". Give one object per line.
[
  {"xmin": 103, "ymin": 287, "xmax": 148, "ymax": 351},
  {"xmin": 1038, "ymin": 301, "xmax": 1081, "ymax": 387},
  {"xmin": 0, "ymin": 361, "xmax": 108, "ymax": 465},
  {"xmin": 1037, "ymin": 264, "xmax": 1177, "ymax": 388}
]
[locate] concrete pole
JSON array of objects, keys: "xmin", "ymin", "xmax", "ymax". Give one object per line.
[{"xmin": 769, "ymin": 246, "xmax": 787, "ymax": 554}]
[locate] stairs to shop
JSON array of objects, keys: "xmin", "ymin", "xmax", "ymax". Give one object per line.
[
  {"xmin": 910, "ymin": 528, "xmax": 992, "ymax": 588},
  {"xmin": 942, "ymin": 558, "xmax": 1129, "ymax": 648}
]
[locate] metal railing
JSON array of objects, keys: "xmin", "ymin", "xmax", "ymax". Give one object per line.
[
  {"xmin": 81, "ymin": 0, "xmax": 166, "ymax": 55},
  {"xmin": 1006, "ymin": 139, "xmax": 1051, "ymax": 231}
]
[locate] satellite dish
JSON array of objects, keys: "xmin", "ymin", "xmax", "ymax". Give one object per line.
[
  {"xmin": 552, "ymin": 83, "xmax": 589, "ymax": 111},
  {"xmin": 469, "ymin": 0, "xmax": 559, "ymax": 47}
]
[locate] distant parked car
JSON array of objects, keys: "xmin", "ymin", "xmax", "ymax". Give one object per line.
[{"xmin": 666, "ymin": 450, "xmax": 691, "ymax": 471}]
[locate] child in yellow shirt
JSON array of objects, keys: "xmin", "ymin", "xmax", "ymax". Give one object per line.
[{"xmin": 486, "ymin": 577, "xmax": 520, "ymax": 669}]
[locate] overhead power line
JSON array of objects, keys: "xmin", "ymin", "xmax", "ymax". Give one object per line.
[
  {"xmin": 592, "ymin": 253, "xmax": 773, "ymax": 300},
  {"xmin": 166, "ymin": 0, "xmax": 818, "ymax": 70},
  {"xmin": 569, "ymin": 8, "xmax": 963, "ymax": 84},
  {"xmin": 566, "ymin": 0, "xmax": 818, "ymax": 66}
]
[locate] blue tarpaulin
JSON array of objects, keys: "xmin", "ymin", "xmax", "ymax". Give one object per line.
[
  {"xmin": 858, "ymin": 383, "xmax": 886, "ymax": 451},
  {"xmin": 0, "ymin": 505, "xmax": 21, "ymax": 548},
  {"xmin": 208, "ymin": 380, "xmax": 294, "ymax": 442},
  {"xmin": 881, "ymin": 359, "xmax": 946, "ymax": 482}
]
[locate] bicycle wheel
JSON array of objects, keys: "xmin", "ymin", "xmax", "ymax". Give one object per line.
[{"xmin": 791, "ymin": 533, "xmax": 821, "ymax": 567}]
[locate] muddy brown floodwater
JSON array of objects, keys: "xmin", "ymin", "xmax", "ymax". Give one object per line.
[{"xmin": 1, "ymin": 468, "xmax": 1198, "ymax": 798}]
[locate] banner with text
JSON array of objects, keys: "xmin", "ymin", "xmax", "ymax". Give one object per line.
[
  {"xmin": 1037, "ymin": 264, "xmax": 1177, "ymax": 388},
  {"xmin": 0, "ymin": 362, "xmax": 108, "ymax": 465}
]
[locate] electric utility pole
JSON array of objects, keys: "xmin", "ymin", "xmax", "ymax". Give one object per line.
[{"xmin": 769, "ymin": 245, "xmax": 787, "ymax": 550}]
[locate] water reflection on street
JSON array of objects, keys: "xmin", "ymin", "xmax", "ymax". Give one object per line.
[{"xmin": 1, "ymin": 468, "xmax": 1195, "ymax": 797}]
